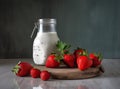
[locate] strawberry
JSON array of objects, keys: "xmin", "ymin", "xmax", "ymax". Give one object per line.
[
  {"xmin": 63, "ymin": 54, "xmax": 75, "ymax": 68},
  {"xmin": 40, "ymin": 70, "xmax": 50, "ymax": 81},
  {"xmin": 89, "ymin": 53, "xmax": 97, "ymax": 60},
  {"xmin": 30, "ymin": 68, "xmax": 41, "ymax": 78},
  {"xmin": 87, "ymin": 59, "xmax": 93, "ymax": 68},
  {"xmin": 12, "ymin": 61, "xmax": 33, "ymax": 77},
  {"xmin": 77, "ymin": 55, "xmax": 92, "ymax": 71},
  {"xmin": 77, "ymin": 56, "xmax": 89, "ymax": 71},
  {"xmin": 45, "ymin": 54, "xmax": 61, "ymax": 68},
  {"xmin": 74, "ymin": 48, "xmax": 87, "ymax": 58},
  {"xmin": 89, "ymin": 53, "xmax": 102, "ymax": 67},
  {"xmin": 56, "ymin": 40, "xmax": 75, "ymax": 67}
]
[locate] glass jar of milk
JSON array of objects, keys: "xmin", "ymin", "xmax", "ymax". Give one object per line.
[{"xmin": 33, "ymin": 19, "xmax": 59, "ymax": 65}]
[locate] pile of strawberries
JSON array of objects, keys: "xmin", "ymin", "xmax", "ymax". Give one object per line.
[
  {"xmin": 45, "ymin": 41, "xmax": 103, "ymax": 71},
  {"xmin": 12, "ymin": 41, "xmax": 103, "ymax": 81},
  {"xmin": 12, "ymin": 62, "xmax": 50, "ymax": 81}
]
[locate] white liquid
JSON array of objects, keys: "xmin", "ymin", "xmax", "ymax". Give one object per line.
[{"xmin": 33, "ymin": 32, "xmax": 59, "ymax": 65}]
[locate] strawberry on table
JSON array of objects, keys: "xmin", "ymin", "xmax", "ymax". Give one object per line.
[
  {"xmin": 12, "ymin": 61, "xmax": 33, "ymax": 77},
  {"xmin": 30, "ymin": 68, "xmax": 41, "ymax": 78},
  {"xmin": 89, "ymin": 53, "xmax": 102, "ymax": 67},
  {"xmin": 40, "ymin": 70, "xmax": 51, "ymax": 81},
  {"xmin": 63, "ymin": 54, "xmax": 75, "ymax": 68}
]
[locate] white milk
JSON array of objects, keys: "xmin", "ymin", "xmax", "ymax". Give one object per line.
[{"xmin": 33, "ymin": 32, "xmax": 59, "ymax": 65}]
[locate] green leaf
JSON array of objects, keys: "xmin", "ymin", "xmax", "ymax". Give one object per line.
[
  {"xmin": 56, "ymin": 40, "xmax": 71, "ymax": 54},
  {"xmin": 11, "ymin": 64, "xmax": 20, "ymax": 74},
  {"xmin": 82, "ymin": 50, "xmax": 88, "ymax": 56},
  {"xmin": 98, "ymin": 53, "xmax": 103, "ymax": 61},
  {"xmin": 55, "ymin": 54, "xmax": 63, "ymax": 62},
  {"xmin": 64, "ymin": 45, "xmax": 71, "ymax": 50}
]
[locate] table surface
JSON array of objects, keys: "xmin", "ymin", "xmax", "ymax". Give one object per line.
[{"xmin": 0, "ymin": 59, "xmax": 120, "ymax": 89}]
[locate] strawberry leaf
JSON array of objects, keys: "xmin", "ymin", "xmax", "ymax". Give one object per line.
[
  {"xmin": 55, "ymin": 54, "xmax": 63, "ymax": 62},
  {"xmin": 98, "ymin": 53, "xmax": 103, "ymax": 61},
  {"xmin": 82, "ymin": 49, "xmax": 88, "ymax": 56},
  {"xmin": 56, "ymin": 40, "xmax": 71, "ymax": 54},
  {"xmin": 64, "ymin": 44, "xmax": 71, "ymax": 50},
  {"xmin": 11, "ymin": 64, "xmax": 20, "ymax": 74}
]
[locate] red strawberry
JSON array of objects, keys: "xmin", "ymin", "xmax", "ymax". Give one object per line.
[
  {"xmin": 45, "ymin": 54, "xmax": 61, "ymax": 68},
  {"xmin": 74, "ymin": 48, "xmax": 86, "ymax": 58},
  {"xmin": 30, "ymin": 68, "xmax": 41, "ymax": 78},
  {"xmin": 40, "ymin": 70, "xmax": 50, "ymax": 81},
  {"xmin": 87, "ymin": 59, "xmax": 93, "ymax": 68},
  {"xmin": 63, "ymin": 54, "xmax": 75, "ymax": 68},
  {"xmin": 12, "ymin": 61, "xmax": 33, "ymax": 77},
  {"xmin": 89, "ymin": 53, "xmax": 97, "ymax": 60},
  {"xmin": 89, "ymin": 53, "xmax": 102, "ymax": 67},
  {"xmin": 77, "ymin": 56, "xmax": 89, "ymax": 71}
]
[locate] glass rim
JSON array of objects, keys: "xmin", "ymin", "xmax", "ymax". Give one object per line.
[{"xmin": 38, "ymin": 18, "xmax": 56, "ymax": 24}]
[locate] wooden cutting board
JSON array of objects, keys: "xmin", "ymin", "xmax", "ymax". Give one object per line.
[{"xmin": 35, "ymin": 65, "xmax": 104, "ymax": 80}]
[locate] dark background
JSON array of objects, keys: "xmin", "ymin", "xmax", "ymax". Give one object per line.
[{"xmin": 0, "ymin": 0, "xmax": 120, "ymax": 59}]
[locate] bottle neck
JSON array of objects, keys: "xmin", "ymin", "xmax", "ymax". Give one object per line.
[{"xmin": 38, "ymin": 23, "xmax": 56, "ymax": 33}]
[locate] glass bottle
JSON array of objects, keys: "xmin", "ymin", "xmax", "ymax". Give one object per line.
[{"xmin": 32, "ymin": 19, "xmax": 59, "ymax": 65}]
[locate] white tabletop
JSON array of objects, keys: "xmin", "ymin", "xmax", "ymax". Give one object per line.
[{"xmin": 0, "ymin": 59, "xmax": 120, "ymax": 89}]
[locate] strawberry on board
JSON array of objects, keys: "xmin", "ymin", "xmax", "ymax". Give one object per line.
[
  {"xmin": 74, "ymin": 47, "xmax": 87, "ymax": 59},
  {"xmin": 56, "ymin": 40, "xmax": 76, "ymax": 67},
  {"xmin": 87, "ymin": 58, "xmax": 93, "ymax": 68},
  {"xmin": 45, "ymin": 54, "xmax": 62, "ymax": 68},
  {"xmin": 63, "ymin": 54, "xmax": 75, "ymax": 68},
  {"xmin": 30, "ymin": 68, "xmax": 41, "ymax": 78},
  {"xmin": 40, "ymin": 70, "xmax": 51, "ymax": 81},
  {"xmin": 77, "ymin": 55, "xmax": 93, "ymax": 71},
  {"xmin": 12, "ymin": 61, "xmax": 33, "ymax": 77},
  {"xmin": 77, "ymin": 56, "xmax": 88, "ymax": 71},
  {"xmin": 89, "ymin": 53, "xmax": 103, "ymax": 67}
]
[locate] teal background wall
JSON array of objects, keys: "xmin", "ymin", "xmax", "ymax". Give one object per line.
[{"xmin": 0, "ymin": 0, "xmax": 120, "ymax": 58}]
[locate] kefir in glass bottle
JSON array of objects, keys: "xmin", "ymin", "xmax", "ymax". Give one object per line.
[{"xmin": 32, "ymin": 19, "xmax": 59, "ymax": 65}]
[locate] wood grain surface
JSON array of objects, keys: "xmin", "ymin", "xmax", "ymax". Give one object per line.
[{"xmin": 35, "ymin": 65, "xmax": 104, "ymax": 80}]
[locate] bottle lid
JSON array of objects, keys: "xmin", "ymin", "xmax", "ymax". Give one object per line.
[{"xmin": 38, "ymin": 18, "xmax": 56, "ymax": 24}]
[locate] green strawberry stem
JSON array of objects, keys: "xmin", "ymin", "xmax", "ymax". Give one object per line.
[
  {"xmin": 11, "ymin": 61, "xmax": 21, "ymax": 74},
  {"xmin": 55, "ymin": 40, "xmax": 72, "ymax": 62},
  {"xmin": 56, "ymin": 40, "xmax": 71, "ymax": 55},
  {"xmin": 98, "ymin": 53, "xmax": 103, "ymax": 61},
  {"xmin": 93, "ymin": 52, "xmax": 103, "ymax": 61},
  {"xmin": 12, "ymin": 64, "xmax": 20, "ymax": 74},
  {"xmin": 55, "ymin": 54, "xmax": 63, "ymax": 62},
  {"xmin": 82, "ymin": 50, "xmax": 88, "ymax": 56}
]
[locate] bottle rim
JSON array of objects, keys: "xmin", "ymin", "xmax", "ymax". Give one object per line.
[{"xmin": 38, "ymin": 18, "xmax": 56, "ymax": 24}]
